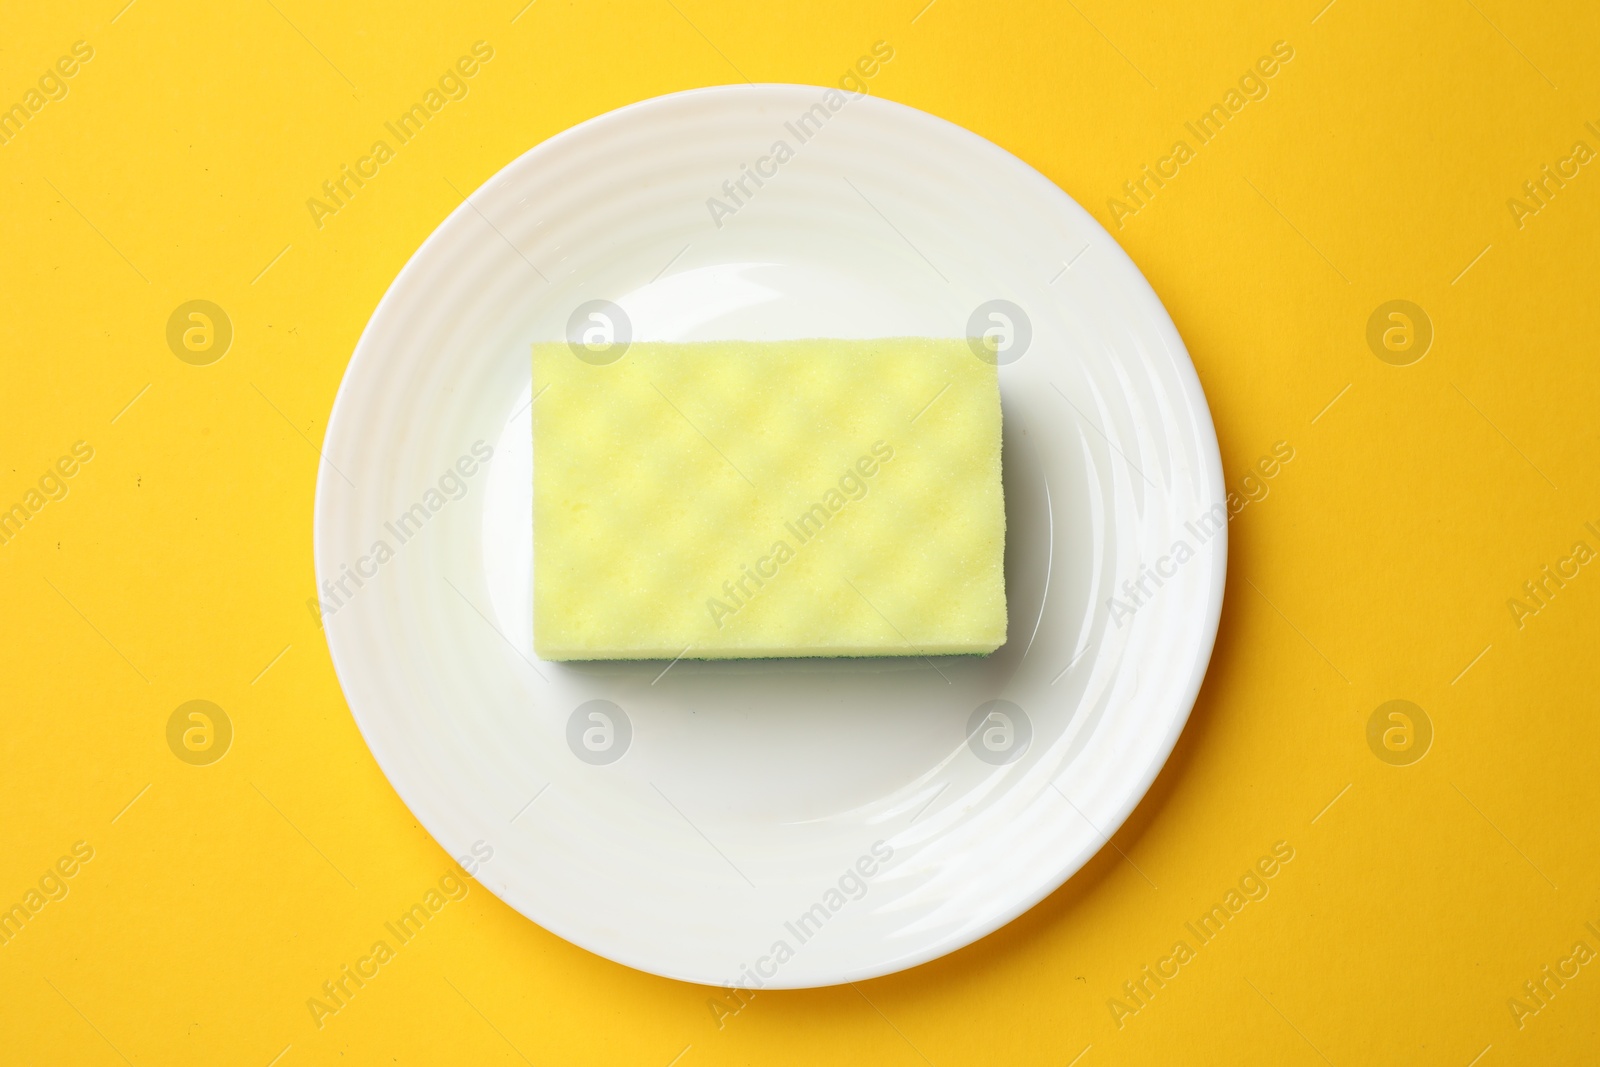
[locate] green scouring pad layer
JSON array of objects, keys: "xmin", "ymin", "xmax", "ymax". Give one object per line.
[{"xmin": 532, "ymin": 338, "xmax": 1006, "ymax": 660}]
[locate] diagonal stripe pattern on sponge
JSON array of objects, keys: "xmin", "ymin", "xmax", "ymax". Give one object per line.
[{"xmin": 533, "ymin": 337, "xmax": 1006, "ymax": 659}]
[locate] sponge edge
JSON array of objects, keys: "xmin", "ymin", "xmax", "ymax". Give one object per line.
[{"xmin": 533, "ymin": 338, "xmax": 1006, "ymax": 660}]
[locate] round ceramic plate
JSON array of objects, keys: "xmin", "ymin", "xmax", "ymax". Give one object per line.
[{"xmin": 315, "ymin": 84, "xmax": 1225, "ymax": 988}]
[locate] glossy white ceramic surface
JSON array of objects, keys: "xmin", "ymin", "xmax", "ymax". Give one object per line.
[{"xmin": 315, "ymin": 84, "xmax": 1225, "ymax": 988}]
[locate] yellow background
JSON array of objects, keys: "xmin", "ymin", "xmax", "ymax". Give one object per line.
[{"xmin": 3, "ymin": 0, "xmax": 1597, "ymax": 1063}]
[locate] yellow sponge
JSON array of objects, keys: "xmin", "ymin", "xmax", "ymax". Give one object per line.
[{"xmin": 532, "ymin": 338, "xmax": 1005, "ymax": 660}]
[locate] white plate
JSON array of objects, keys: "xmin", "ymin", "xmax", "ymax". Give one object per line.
[{"xmin": 315, "ymin": 84, "xmax": 1225, "ymax": 988}]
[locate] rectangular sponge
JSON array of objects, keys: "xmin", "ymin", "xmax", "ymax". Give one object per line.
[{"xmin": 532, "ymin": 338, "xmax": 1006, "ymax": 660}]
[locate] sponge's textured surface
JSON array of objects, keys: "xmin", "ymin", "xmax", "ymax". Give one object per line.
[{"xmin": 532, "ymin": 338, "xmax": 1006, "ymax": 659}]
